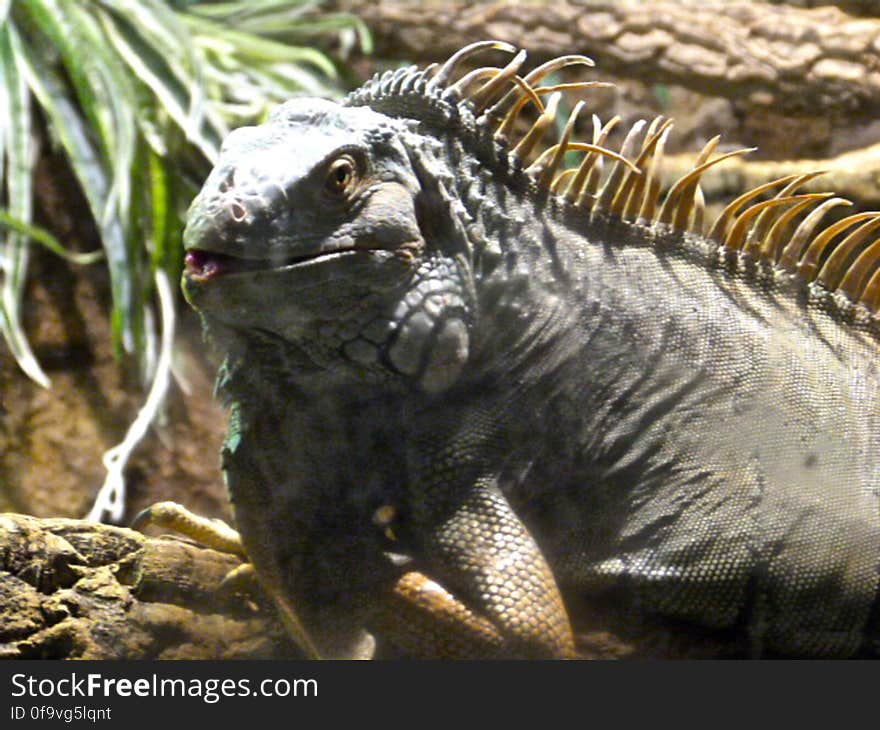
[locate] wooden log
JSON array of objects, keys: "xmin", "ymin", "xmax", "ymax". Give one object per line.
[
  {"xmin": 0, "ymin": 513, "xmax": 302, "ymax": 660},
  {"xmin": 335, "ymin": 0, "xmax": 880, "ymax": 117}
]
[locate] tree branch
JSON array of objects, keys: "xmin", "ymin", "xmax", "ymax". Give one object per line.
[
  {"xmin": 335, "ymin": 0, "xmax": 880, "ymax": 117},
  {"xmin": 0, "ymin": 513, "xmax": 302, "ymax": 659},
  {"xmin": 660, "ymin": 141, "xmax": 880, "ymax": 208}
]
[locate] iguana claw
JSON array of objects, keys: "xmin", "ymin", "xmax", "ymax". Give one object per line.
[{"xmin": 131, "ymin": 501, "xmax": 322, "ymax": 659}]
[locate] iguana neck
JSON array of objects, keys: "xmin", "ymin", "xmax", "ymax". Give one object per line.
[{"xmin": 213, "ymin": 325, "xmax": 408, "ymax": 416}]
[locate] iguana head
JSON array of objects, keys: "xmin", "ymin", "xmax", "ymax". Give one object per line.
[{"xmin": 183, "ymin": 97, "xmax": 474, "ymax": 392}]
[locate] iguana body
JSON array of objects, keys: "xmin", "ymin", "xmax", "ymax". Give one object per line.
[{"xmin": 181, "ymin": 42, "xmax": 880, "ymax": 658}]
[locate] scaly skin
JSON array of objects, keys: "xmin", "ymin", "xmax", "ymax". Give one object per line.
[{"xmin": 181, "ymin": 54, "xmax": 880, "ymax": 658}]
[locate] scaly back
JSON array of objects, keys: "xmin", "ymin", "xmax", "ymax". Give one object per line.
[{"xmin": 345, "ymin": 40, "xmax": 880, "ymax": 331}]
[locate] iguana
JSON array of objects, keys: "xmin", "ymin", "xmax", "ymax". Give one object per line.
[{"xmin": 170, "ymin": 41, "xmax": 880, "ymax": 659}]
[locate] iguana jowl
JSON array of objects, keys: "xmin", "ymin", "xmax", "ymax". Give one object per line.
[{"xmin": 180, "ymin": 41, "xmax": 880, "ymax": 658}]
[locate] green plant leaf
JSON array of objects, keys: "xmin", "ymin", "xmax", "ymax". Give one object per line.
[
  {"xmin": 0, "ymin": 21, "xmax": 48, "ymax": 387},
  {"xmin": 0, "ymin": 212, "xmax": 104, "ymax": 264},
  {"xmin": 14, "ymin": 28, "xmax": 140, "ymax": 358},
  {"xmin": 96, "ymin": 0, "xmax": 222, "ymax": 162}
]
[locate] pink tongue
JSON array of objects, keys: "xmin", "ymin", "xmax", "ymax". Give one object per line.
[{"xmin": 185, "ymin": 250, "xmax": 228, "ymax": 279}]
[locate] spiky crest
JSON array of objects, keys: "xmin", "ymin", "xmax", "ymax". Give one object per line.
[{"xmin": 344, "ymin": 41, "xmax": 880, "ymax": 317}]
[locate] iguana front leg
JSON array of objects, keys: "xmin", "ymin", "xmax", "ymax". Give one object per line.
[
  {"xmin": 133, "ymin": 499, "xmax": 573, "ymax": 659},
  {"xmin": 387, "ymin": 473, "xmax": 575, "ymax": 659}
]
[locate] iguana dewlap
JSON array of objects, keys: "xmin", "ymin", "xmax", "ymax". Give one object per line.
[{"xmin": 180, "ymin": 41, "xmax": 880, "ymax": 658}]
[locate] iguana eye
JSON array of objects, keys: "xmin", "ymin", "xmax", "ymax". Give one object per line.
[{"xmin": 325, "ymin": 156, "xmax": 356, "ymax": 195}]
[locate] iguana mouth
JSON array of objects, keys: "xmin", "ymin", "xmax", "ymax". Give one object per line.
[{"xmin": 184, "ymin": 248, "xmax": 358, "ymax": 280}]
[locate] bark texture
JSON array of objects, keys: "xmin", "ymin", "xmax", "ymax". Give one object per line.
[
  {"xmin": 0, "ymin": 513, "xmax": 301, "ymax": 660},
  {"xmin": 335, "ymin": 0, "xmax": 880, "ymax": 117}
]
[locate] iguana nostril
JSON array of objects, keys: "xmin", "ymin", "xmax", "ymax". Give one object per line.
[{"xmin": 230, "ymin": 200, "xmax": 248, "ymax": 222}]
